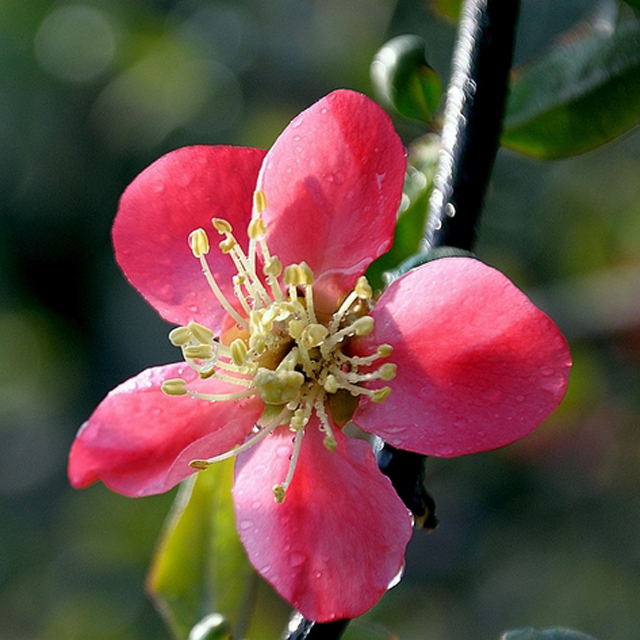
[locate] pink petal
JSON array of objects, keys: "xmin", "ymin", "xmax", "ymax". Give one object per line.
[
  {"xmin": 257, "ymin": 90, "xmax": 405, "ymax": 312},
  {"xmin": 68, "ymin": 363, "xmax": 263, "ymax": 497},
  {"xmin": 113, "ymin": 146, "xmax": 267, "ymax": 330},
  {"xmin": 352, "ymin": 258, "xmax": 572, "ymax": 457},
  {"xmin": 232, "ymin": 419, "xmax": 412, "ymax": 622}
]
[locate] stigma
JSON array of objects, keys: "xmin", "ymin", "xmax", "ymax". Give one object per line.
[{"xmin": 161, "ymin": 190, "xmax": 396, "ymax": 502}]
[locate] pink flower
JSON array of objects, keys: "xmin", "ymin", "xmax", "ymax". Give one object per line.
[{"xmin": 68, "ymin": 90, "xmax": 571, "ymax": 622}]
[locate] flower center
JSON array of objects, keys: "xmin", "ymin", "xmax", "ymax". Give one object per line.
[{"xmin": 161, "ymin": 190, "xmax": 396, "ymax": 502}]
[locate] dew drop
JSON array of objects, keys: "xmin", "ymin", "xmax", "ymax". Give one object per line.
[
  {"xmin": 260, "ymin": 564, "xmax": 272, "ymax": 574},
  {"xmin": 157, "ymin": 284, "xmax": 175, "ymax": 302},
  {"xmin": 289, "ymin": 551, "xmax": 306, "ymax": 567},
  {"xmin": 540, "ymin": 365, "xmax": 554, "ymax": 376},
  {"xmin": 250, "ymin": 500, "xmax": 262, "ymax": 510},
  {"xmin": 188, "ymin": 304, "xmax": 199, "ymax": 314},
  {"xmin": 152, "ymin": 182, "xmax": 165, "ymax": 193},
  {"xmin": 295, "ymin": 146, "xmax": 303, "ymax": 153},
  {"xmin": 387, "ymin": 564, "xmax": 405, "ymax": 590},
  {"xmin": 238, "ymin": 519, "xmax": 254, "ymax": 531},
  {"xmin": 321, "ymin": 107, "xmax": 328, "ymax": 114},
  {"xmin": 293, "ymin": 134, "xmax": 301, "ymax": 141},
  {"xmin": 291, "ymin": 116, "xmax": 304, "ymax": 128},
  {"xmin": 445, "ymin": 202, "xmax": 456, "ymax": 217},
  {"xmin": 314, "ymin": 571, "xmax": 322, "ymax": 579},
  {"xmin": 276, "ymin": 444, "xmax": 290, "ymax": 457}
]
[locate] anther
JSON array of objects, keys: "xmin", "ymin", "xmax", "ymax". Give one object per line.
[
  {"xmin": 230, "ymin": 338, "xmax": 247, "ymax": 366},
  {"xmin": 188, "ymin": 322, "xmax": 214, "ymax": 343},
  {"xmin": 183, "ymin": 344, "xmax": 214, "ymax": 360},
  {"xmin": 298, "ymin": 262, "xmax": 314, "ymax": 285},
  {"xmin": 355, "ymin": 276, "xmax": 373, "ymax": 299},
  {"xmin": 377, "ymin": 344, "xmax": 393, "ymax": 357},
  {"xmin": 283, "ymin": 264, "xmax": 301, "ymax": 286},
  {"xmin": 352, "ymin": 316, "xmax": 375, "ymax": 336},
  {"xmin": 169, "ymin": 326, "xmax": 192, "ymax": 346},
  {"xmin": 378, "ymin": 363, "xmax": 398, "ymax": 381},
  {"xmin": 264, "ymin": 257, "xmax": 283, "ymax": 278},
  {"xmin": 324, "ymin": 374, "xmax": 339, "ymax": 394},
  {"xmin": 372, "ymin": 386, "xmax": 392, "ymax": 402},
  {"xmin": 189, "ymin": 228, "xmax": 210, "ymax": 258},
  {"xmin": 219, "ymin": 237, "xmax": 237, "ymax": 254},
  {"xmin": 212, "ymin": 218, "xmax": 233, "ymax": 234},
  {"xmin": 189, "ymin": 459, "xmax": 211, "ymax": 470},
  {"xmin": 248, "ymin": 217, "xmax": 267, "ymax": 240},
  {"xmin": 254, "ymin": 189, "xmax": 267, "ymax": 214},
  {"xmin": 300, "ymin": 324, "xmax": 329, "ymax": 350},
  {"xmin": 273, "ymin": 484, "xmax": 286, "ymax": 503},
  {"xmin": 162, "ymin": 378, "xmax": 188, "ymax": 396},
  {"xmin": 323, "ymin": 435, "xmax": 337, "ymax": 452}
]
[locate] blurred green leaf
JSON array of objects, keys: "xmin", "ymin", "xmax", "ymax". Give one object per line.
[
  {"xmin": 147, "ymin": 460, "xmax": 252, "ymax": 640},
  {"xmin": 371, "ymin": 35, "xmax": 442, "ymax": 123},
  {"xmin": 366, "ymin": 133, "xmax": 440, "ymax": 288},
  {"xmin": 502, "ymin": 14, "xmax": 640, "ymax": 158},
  {"xmin": 430, "ymin": 0, "xmax": 463, "ymax": 21},
  {"xmin": 622, "ymin": 0, "xmax": 640, "ymax": 12},
  {"xmin": 502, "ymin": 628, "xmax": 597, "ymax": 640}
]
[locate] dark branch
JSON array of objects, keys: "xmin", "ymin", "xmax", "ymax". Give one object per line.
[
  {"xmin": 284, "ymin": 2, "xmax": 520, "ymax": 639},
  {"xmin": 424, "ymin": 0, "xmax": 520, "ymax": 251}
]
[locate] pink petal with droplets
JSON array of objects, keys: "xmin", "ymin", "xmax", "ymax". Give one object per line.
[
  {"xmin": 256, "ymin": 90, "xmax": 405, "ymax": 313},
  {"xmin": 353, "ymin": 257, "xmax": 571, "ymax": 456},
  {"xmin": 113, "ymin": 146, "xmax": 266, "ymax": 331},
  {"xmin": 68, "ymin": 363, "xmax": 263, "ymax": 497},
  {"xmin": 232, "ymin": 420, "xmax": 412, "ymax": 622}
]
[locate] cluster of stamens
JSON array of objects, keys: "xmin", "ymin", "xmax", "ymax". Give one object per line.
[{"xmin": 161, "ymin": 189, "xmax": 396, "ymax": 502}]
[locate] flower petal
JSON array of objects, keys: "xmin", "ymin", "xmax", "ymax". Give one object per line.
[
  {"xmin": 352, "ymin": 257, "xmax": 572, "ymax": 456},
  {"xmin": 232, "ymin": 420, "xmax": 412, "ymax": 622},
  {"xmin": 68, "ymin": 363, "xmax": 263, "ymax": 497},
  {"xmin": 113, "ymin": 146, "xmax": 267, "ymax": 330},
  {"xmin": 257, "ymin": 90, "xmax": 405, "ymax": 311}
]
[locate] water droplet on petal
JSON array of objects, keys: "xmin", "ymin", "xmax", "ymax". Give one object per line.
[
  {"xmin": 540, "ymin": 365, "xmax": 553, "ymax": 376},
  {"xmin": 157, "ymin": 284, "xmax": 175, "ymax": 302},
  {"xmin": 239, "ymin": 519, "xmax": 254, "ymax": 531},
  {"xmin": 289, "ymin": 551, "xmax": 306, "ymax": 567},
  {"xmin": 152, "ymin": 182, "xmax": 165, "ymax": 193},
  {"xmin": 291, "ymin": 116, "xmax": 304, "ymax": 128},
  {"xmin": 321, "ymin": 107, "xmax": 328, "ymax": 114},
  {"xmin": 276, "ymin": 444, "xmax": 290, "ymax": 457},
  {"xmin": 250, "ymin": 500, "xmax": 262, "ymax": 510},
  {"xmin": 387, "ymin": 564, "xmax": 405, "ymax": 590}
]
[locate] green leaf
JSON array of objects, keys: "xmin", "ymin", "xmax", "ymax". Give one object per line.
[
  {"xmin": 502, "ymin": 628, "xmax": 597, "ymax": 640},
  {"xmin": 147, "ymin": 459, "xmax": 252, "ymax": 640},
  {"xmin": 502, "ymin": 13, "xmax": 640, "ymax": 158},
  {"xmin": 430, "ymin": 0, "xmax": 463, "ymax": 21},
  {"xmin": 371, "ymin": 35, "xmax": 443, "ymax": 123}
]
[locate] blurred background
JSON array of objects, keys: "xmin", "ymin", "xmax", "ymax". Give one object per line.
[{"xmin": 2, "ymin": 0, "xmax": 640, "ymax": 638}]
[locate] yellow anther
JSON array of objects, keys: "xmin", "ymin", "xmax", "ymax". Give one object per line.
[
  {"xmin": 212, "ymin": 218, "xmax": 233, "ymax": 234},
  {"xmin": 298, "ymin": 262, "xmax": 314, "ymax": 285},
  {"xmin": 248, "ymin": 217, "xmax": 267, "ymax": 240},
  {"xmin": 219, "ymin": 236, "xmax": 237, "ymax": 254},
  {"xmin": 230, "ymin": 338, "xmax": 247, "ymax": 366},
  {"xmin": 162, "ymin": 378, "xmax": 188, "ymax": 396},
  {"xmin": 188, "ymin": 322, "xmax": 214, "ymax": 343},
  {"xmin": 377, "ymin": 344, "xmax": 393, "ymax": 357},
  {"xmin": 168, "ymin": 326, "xmax": 192, "ymax": 346},
  {"xmin": 264, "ymin": 256, "xmax": 283, "ymax": 278},
  {"xmin": 254, "ymin": 189, "xmax": 267, "ymax": 214},
  {"xmin": 283, "ymin": 264, "xmax": 302, "ymax": 286},
  {"xmin": 273, "ymin": 484, "xmax": 286, "ymax": 503},
  {"xmin": 372, "ymin": 386, "xmax": 392, "ymax": 402},
  {"xmin": 324, "ymin": 374, "xmax": 339, "ymax": 394},
  {"xmin": 300, "ymin": 324, "xmax": 329, "ymax": 350},
  {"xmin": 189, "ymin": 228, "xmax": 210, "ymax": 258},
  {"xmin": 254, "ymin": 367, "xmax": 304, "ymax": 405},
  {"xmin": 355, "ymin": 276, "xmax": 373, "ymax": 299},
  {"xmin": 249, "ymin": 333, "xmax": 267, "ymax": 353},
  {"xmin": 189, "ymin": 459, "xmax": 211, "ymax": 470},
  {"xmin": 378, "ymin": 363, "xmax": 397, "ymax": 381},
  {"xmin": 183, "ymin": 344, "xmax": 214, "ymax": 360},
  {"xmin": 323, "ymin": 435, "xmax": 337, "ymax": 452},
  {"xmin": 200, "ymin": 368, "xmax": 216, "ymax": 379},
  {"xmin": 288, "ymin": 319, "xmax": 305, "ymax": 340},
  {"xmin": 352, "ymin": 316, "xmax": 375, "ymax": 336},
  {"xmin": 290, "ymin": 408, "xmax": 305, "ymax": 431}
]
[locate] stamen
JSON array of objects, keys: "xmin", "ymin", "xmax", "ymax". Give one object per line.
[
  {"xmin": 162, "ymin": 378, "xmax": 188, "ymax": 396},
  {"xmin": 230, "ymin": 338, "xmax": 248, "ymax": 366},
  {"xmin": 254, "ymin": 189, "xmax": 267, "ymax": 214},
  {"xmin": 169, "ymin": 326, "xmax": 192, "ymax": 346},
  {"xmin": 188, "ymin": 322, "xmax": 214, "ymax": 343},
  {"xmin": 273, "ymin": 427, "xmax": 304, "ymax": 503},
  {"xmin": 190, "ymin": 406, "xmax": 290, "ymax": 469}
]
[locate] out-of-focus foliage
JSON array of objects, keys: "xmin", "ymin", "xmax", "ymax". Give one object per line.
[
  {"xmin": 503, "ymin": 7, "xmax": 640, "ymax": 158},
  {"xmin": 502, "ymin": 629, "xmax": 597, "ymax": 640},
  {"xmin": 371, "ymin": 35, "xmax": 443, "ymax": 123},
  {"xmin": 4, "ymin": 0, "xmax": 640, "ymax": 639},
  {"xmin": 148, "ymin": 460, "xmax": 250, "ymax": 640}
]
